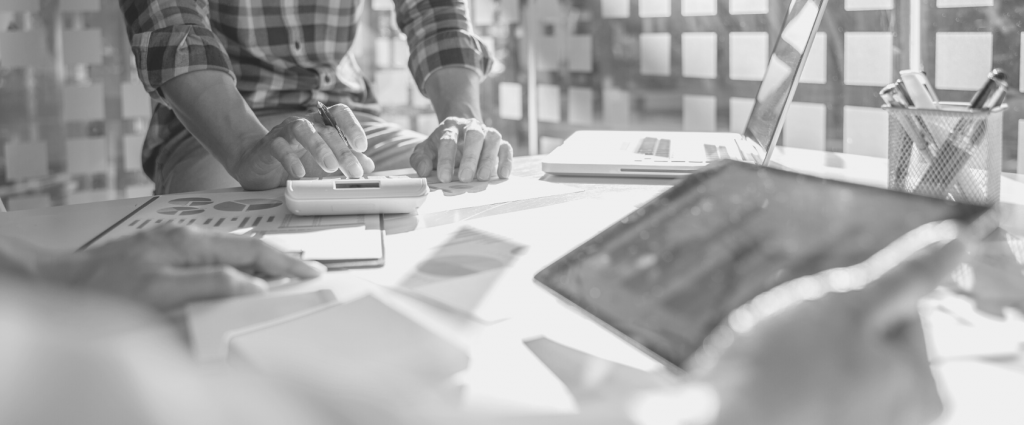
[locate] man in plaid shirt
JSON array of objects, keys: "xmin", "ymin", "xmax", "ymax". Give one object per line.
[{"xmin": 120, "ymin": 0, "xmax": 511, "ymax": 194}]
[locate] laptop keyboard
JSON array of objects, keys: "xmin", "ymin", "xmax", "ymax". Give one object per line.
[{"xmin": 635, "ymin": 137, "xmax": 728, "ymax": 162}]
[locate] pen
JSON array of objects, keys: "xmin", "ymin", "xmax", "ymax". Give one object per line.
[{"xmin": 316, "ymin": 101, "xmax": 355, "ymax": 152}]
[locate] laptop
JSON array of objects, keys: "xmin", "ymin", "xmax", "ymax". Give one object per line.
[
  {"xmin": 534, "ymin": 160, "xmax": 996, "ymax": 372},
  {"xmin": 542, "ymin": 0, "xmax": 829, "ymax": 177}
]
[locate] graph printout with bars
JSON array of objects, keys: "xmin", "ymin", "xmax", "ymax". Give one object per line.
[{"xmin": 81, "ymin": 188, "xmax": 380, "ymax": 250}]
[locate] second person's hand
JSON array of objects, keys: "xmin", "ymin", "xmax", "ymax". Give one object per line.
[
  {"xmin": 233, "ymin": 103, "xmax": 376, "ymax": 190},
  {"xmin": 410, "ymin": 117, "xmax": 513, "ymax": 183}
]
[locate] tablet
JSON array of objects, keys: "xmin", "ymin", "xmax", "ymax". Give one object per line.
[{"xmin": 534, "ymin": 160, "xmax": 994, "ymax": 371}]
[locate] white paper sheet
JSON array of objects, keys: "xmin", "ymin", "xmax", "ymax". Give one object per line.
[
  {"xmin": 227, "ymin": 295, "xmax": 469, "ymax": 391},
  {"xmin": 262, "ymin": 223, "xmax": 382, "ymax": 261},
  {"xmin": 418, "ymin": 176, "xmax": 582, "ymax": 214},
  {"xmin": 186, "ymin": 289, "xmax": 336, "ymax": 361}
]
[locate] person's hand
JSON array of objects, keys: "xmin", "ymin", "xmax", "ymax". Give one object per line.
[
  {"xmin": 233, "ymin": 104, "xmax": 375, "ymax": 190},
  {"xmin": 958, "ymin": 228, "xmax": 1024, "ymax": 316},
  {"xmin": 409, "ymin": 118, "xmax": 513, "ymax": 183},
  {"xmin": 704, "ymin": 239, "xmax": 965, "ymax": 425},
  {"xmin": 38, "ymin": 225, "xmax": 324, "ymax": 311}
]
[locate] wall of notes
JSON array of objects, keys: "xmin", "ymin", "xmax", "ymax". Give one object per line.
[{"xmin": 1, "ymin": 0, "xmax": 1021, "ymax": 211}]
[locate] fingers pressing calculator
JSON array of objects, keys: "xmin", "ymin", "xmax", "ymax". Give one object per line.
[{"xmin": 285, "ymin": 176, "xmax": 429, "ymax": 216}]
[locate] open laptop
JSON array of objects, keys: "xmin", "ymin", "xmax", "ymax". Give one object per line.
[{"xmin": 542, "ymin": 0, "xmax": 829, "ymax": 177}]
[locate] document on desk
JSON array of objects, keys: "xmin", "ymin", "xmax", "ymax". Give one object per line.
[
  {"xmin": 417, "ymin": 176, "xmax": 582, "ymax": 214},
  {"xmin": 350, "ymin": 199, "xmax": 638, "ymax": 322},
  {"xmin": 79, "ymin": 188, "xmax": 384, "ymax": 269}
]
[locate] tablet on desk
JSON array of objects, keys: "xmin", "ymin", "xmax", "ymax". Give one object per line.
[{"xmin": 534, "ymin": 160, "xmax": 996, "ymax": 372}]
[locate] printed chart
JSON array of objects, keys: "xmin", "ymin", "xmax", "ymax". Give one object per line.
[{"xmin": 85, "ymin": 188, "xmax": 376, "ymax": 250}]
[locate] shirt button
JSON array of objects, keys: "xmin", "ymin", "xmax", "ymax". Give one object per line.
[{"xmin": 318, "ymin": 68, "xmax": 335, "ymax": 90}]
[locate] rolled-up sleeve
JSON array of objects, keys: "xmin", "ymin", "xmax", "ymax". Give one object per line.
[
  {"xmin": 394, "ymin": 0, "xmax": 494, "ymax": 92},
  {"xmin": 119, "ymin": 0, "xmax": 234, "ymax": 100}
]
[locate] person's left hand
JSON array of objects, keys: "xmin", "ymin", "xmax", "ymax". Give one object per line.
[{"xmin": 409, "ymin": 118, "xmax": 513, "ymax": 183}]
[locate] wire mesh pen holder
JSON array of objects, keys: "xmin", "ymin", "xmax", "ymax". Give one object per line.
[{"xmin": 886, "ymin": 102, "xmax": 1004, "ymax": 206}]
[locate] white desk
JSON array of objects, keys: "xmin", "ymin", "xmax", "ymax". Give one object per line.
[{"xmin": 1, "ymin": 148, "xmax": 1023, "ymax": 424}]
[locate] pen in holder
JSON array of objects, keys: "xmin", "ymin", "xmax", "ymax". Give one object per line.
[{"xmin": 887, "ymin": 102, "xmax": 1003, "ymax": 206}]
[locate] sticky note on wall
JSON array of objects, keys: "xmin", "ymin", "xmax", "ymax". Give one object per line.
[
  {"xmin": 62, "ymin": 29, "xmax": 103, "ymax": 65},
  {"xmin": 60, "ymin": 0, "xmax": 102, "ymax": 12},
  {"xmin": 500, "ymin": 0, "xmax": 520, "ymax": 23},
  {"xmin": 640, "ymin": 33, "xmax": 671, "ymax": 77},
  {"xmin": 63, "ymin": 84, "xmax": 106, "ymax": 122},
  {"xmin": 121, "ymin": 81, "xmax": 152, "ymax": 119},
  {"xmin": 845, "ymin": 0, "xmax": 893, "ymax": 10},
  {"xmin": 638, "ymin": 0, "xmax": 670, "ymax": 18},
  {"xmin": 473, "ymin": 0, "xmax": 496, "ymax": 26},
  {"xmin": 0, "ymin": 0, "xmax": 39, "ymax": 11},
  {"xmin": 123, "ymin": 135, "xmax": 144, "ymax": 172},
  {"xmin": 843, "ymin": 106, "xmax": 888, "ymax": 158},
  {"xmin": 0, "ymin": 30, "xmax": 51, "ymax": 68},
  {"xmin": 603, "ymin": 87, "xmax": 631, "ymax": 127},
  {"xmin": 538, "ymin": 84, "xmax": 561, "ymax": 123},
  {"xmin": 936, "ymin": 0, "xmax": 993, "ymax": 7},
  {"xmin": 4, "ymin": 142, "xmax": 48, "ymax": 180},
  {"xmin": 844, "ymin": 32, "xmax": 892, "ymax": 87},
  {"xmin": 66, "ymin": 137, "xmax": 109, "ymax": 175},
  {"xmin": 567, "ymin": 36, "xmax": 593, "ymax": 73},
  {"xmin": 600, "ymin": 0, "xmax": 630, "ymax": 18},
  {"xmin": 682, "ymin": 0, "xmax": 717, "ymax": 16},
  {"xmin": 782, "ymin": 102, "xmax": 826, "ymax": 151},
  {"xmin": 683, "ymin": 95, "xmax": 716, "ymax": 132},
  {"xmin": 681, "ymin": 32, "xmax": 717, "ymax": 79},
  {"xmin": 568, "ymin": 87, "xmax": 594, "ymax": 125},
  {"xmin": 800, "ymin": 33, "xmax": 827, "ymax": 84},
  {"xmin": 729, "ymin": 32, "xmax": 768, "ymax": 81},
  {"xmin": 730, "ymin": 0, "xmax": 769, "ymax": 15},
  {"xmin": 499, "ymin": 82, "xmax": 523, "ymax": 120},
  {"xmin": 729, "ymin": 97, "xmax": 755, "ymax": 134},
  {"xmin": 935, "ymin": 32, "xmax": 992, "ymax": 91}
]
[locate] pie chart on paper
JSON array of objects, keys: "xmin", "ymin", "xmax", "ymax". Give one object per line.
[
  {"xmin": 157, "ymin": 206, "xmax": 205, "ymax": 216},
  {"xmin": 169, "ymin": 197, "xmax": 213, "ymax": 207},
  {"xmin": 213, "ymin": 199, "xmax": 283, "ymax": 212}
]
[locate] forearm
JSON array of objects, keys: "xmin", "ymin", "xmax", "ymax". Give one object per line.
[
  {"xmin": 160, "ymin": 70, "xmax": 268, "ymax": 178},
  {"xmin": 423, "ymin": 67, "xmax": 482, "ymax": 121}
]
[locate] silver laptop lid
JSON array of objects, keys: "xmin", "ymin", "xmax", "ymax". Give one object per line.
[{"xmin": 743, "ymin": 0, "xmax": 830, "ymax": 165}]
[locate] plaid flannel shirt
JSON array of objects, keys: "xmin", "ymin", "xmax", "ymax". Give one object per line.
[{"xmin": 119, "ymin": 0, "xmax": 493, "ymax": 178}]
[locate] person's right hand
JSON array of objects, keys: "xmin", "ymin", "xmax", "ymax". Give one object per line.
[
  {"xmin": 233, "ymin": 103, "xmax": 376, "ymax": 190},
  {"xmin": 704, "ymin": 237, "xmax": 965, "ymax": 425},
  {"xmin": 39, "ymin": 225, "xmax": 324, "ymax": 311}
]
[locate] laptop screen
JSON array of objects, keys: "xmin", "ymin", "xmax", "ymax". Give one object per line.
[
  {"xmin": 534, "ymin": 161, "xmax": 990, "ymax": 369},
  {"xmin": 744, "ymin": 0, "xmax": 829, "ymax": 164}
]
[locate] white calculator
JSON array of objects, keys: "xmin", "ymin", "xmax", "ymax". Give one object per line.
[{"xmin": 285, "ymin": 176, "xmax": 429, "ymax": 216}]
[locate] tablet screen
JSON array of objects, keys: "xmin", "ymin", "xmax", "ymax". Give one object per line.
[{"xmin": 534, "ymin": 161, "xmax": 990, "ymax": 368}]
